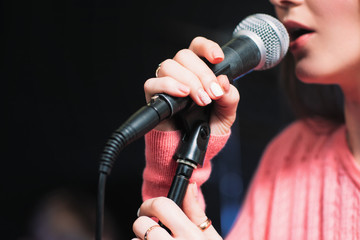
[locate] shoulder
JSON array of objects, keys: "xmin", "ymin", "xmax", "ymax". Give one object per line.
[
  {"xmin": 262, "ymin": 120, "xmax": 309, "ymax": 157},
  {"xmin": 266, "ymin": 118, "xmax": 340, "ymax": 153},
  {"xmin": 258, "ymin": 118, "xmax": 342, "ymax": 172}
]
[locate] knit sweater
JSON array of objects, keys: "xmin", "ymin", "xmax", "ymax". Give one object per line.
[{"xmin": 142, "ymin": 120, "xmax": 360, "ymax": 239}]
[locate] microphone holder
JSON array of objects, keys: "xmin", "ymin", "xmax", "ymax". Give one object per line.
[
  {"xmin": 167, "ymin": 121, "xmax": 210, "ymax": 205},
  {"xmin": 160, "ymin": 100, "xmax": 211, "ymax": 231}
]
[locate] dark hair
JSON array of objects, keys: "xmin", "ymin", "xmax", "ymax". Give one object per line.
[{"xmin": 280, "ymin": 53, "xmax": 345, "ymax": 125}]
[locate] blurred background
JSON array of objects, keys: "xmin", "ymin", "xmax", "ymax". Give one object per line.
[{"xmin": 2, "ymin": 0, "xmax": 294, "ymax": 239}]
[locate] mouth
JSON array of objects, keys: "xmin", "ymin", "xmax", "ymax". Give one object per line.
[
  {"xmin": 284, "ymin": 21, "xmax": 315, "ymax": 42},
  {"xmin": 288, "ymin": 28, "xmax": 315, "ymax": 42}
]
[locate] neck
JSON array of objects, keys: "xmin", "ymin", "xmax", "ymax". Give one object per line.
[{"xmin": 343, "ymin": 84, "xmax": 360, "ymax": 164}]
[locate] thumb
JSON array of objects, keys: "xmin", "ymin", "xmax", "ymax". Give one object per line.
[
  {"xmin": 182, "ymin": 183, "xmax": 222, "ymax": 239},
  {"xmin": 210, "ymin": 75, "xmax": 240, "ymax": 136},
  {"xmin": 182, "ymin": 182, "xmax": 205, "ymax": 221}
]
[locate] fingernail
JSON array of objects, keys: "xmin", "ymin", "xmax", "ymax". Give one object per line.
[
  {"xmin": 210, "ymin": 82, "xmax": 224, "ymax": 97},
  {"xmin": 198, "ymin": 88, "xmax": 212, "ymax": 105},
  {"xmin": 136, "ymin": 208, "xmax": 140, "ymax": 217},
  {"xmin": 212, "ymin": 48, "xmax": 224, "ymax": 62}
]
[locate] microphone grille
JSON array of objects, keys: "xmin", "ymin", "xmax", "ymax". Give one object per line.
[{"xmin": 233, "ymin": 13, "xmax": 289, "ymax": 70}]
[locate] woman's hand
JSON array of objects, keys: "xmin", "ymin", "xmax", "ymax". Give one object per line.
[
  {"xmin": 132, "ymin": 183, "xmax": 223, "ymax": 240},
  {"xmin": 144, "ymin": 36, "xmax": 240, "ymax": 135}
]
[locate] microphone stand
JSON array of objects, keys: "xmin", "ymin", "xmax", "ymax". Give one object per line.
[{"xmin": 159, "ymin": 99, "xmax": 211, "ymax": 231}]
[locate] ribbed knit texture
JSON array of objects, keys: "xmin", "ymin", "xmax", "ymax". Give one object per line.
[
  {"xmin": 143, "ymin": 121, "xmax": 360, "ymax": 239},
  {"xmin": 227, "ymin": 121, "xmax": 360, "ymax": 240}
]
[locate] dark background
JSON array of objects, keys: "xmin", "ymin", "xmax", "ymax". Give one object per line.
[{"xmin": 2, "ymin": 0, "xmax": 294, "ymax": 239}]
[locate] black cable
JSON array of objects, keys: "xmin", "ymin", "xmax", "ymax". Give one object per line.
[
  {"xmin": 94, "ymin": 94, "xmax": 198, "ymax": 239},
  {"xmin": 95, "ymin": 94, "xmax": 191, "ymax": 240},
  {"xmin": 96, "ymin": 172, "xmax": 107, "ymax": 240}
]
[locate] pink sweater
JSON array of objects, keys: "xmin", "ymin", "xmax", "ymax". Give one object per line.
[{"xmin": 143, "ymin": 120, "xmax": 360, "ymax": 239}]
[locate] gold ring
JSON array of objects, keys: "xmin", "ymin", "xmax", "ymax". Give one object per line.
[
  {"xmin": 155, "ymin": 63, "xmax": 161, "ymax": 78},
  {"xmin": 198, "ymin": 218, "xmax": 212, "ymax": 232},
  {"xmin": 144, "ymin": 225, "xmax": 161, "ymax": 240}
]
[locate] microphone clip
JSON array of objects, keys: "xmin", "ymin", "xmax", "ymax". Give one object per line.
[
  {"xmin": 166, "ymin": 102, "xmax": 211, "ymax": 206},
  {"xmin": 175, "ymin": 120, "xmax": 210, "ymax": 169},
  {"xmin": 158, "ymin": 99, "xmax": 212, "ymax": 233}
]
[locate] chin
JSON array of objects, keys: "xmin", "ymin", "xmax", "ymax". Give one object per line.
[
  {"xmin": 294, "ymin": 59, "xmax": 337, "ymax": 85},
  {"xmin": 295, "ymin": 65, "xmax": 320, "ymax": 84}
]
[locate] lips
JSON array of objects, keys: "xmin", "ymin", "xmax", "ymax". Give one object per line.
[{"xmin": 283, "ymin": 20, "xmax": 315, "ymax": 52}]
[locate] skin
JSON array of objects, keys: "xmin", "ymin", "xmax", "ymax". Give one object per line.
[
  {"xmin": 133, "ymin": 0, "xmax": 360, "ymax": 239},
  {"xmin": 270, "ymin": 0, "xmax": 360, "ymax": 163},
  {"xmin": 143, "ymin": 38, "xmax": 240, "ymax": 136}
]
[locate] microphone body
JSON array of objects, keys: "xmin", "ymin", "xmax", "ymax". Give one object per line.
[
  {"xmin": 211, "ymin": 35, "xmax": 261, "ymax": 81},
  {"xmin": 99, "ymin": 14, "xmax": 289, "ymax": 175}
]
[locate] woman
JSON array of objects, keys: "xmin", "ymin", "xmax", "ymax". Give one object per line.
[{"xmin": 132, "ymin": 0, "xmax": 360, "ymax": 239}]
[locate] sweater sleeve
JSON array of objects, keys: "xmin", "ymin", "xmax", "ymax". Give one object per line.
[{"xmin": 142, "ymin": 129, "xmax": 230, "ymax": 207}]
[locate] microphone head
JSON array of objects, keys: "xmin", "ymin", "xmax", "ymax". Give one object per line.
[{"xmin": 233, "ymin": 13, "xmax": 289, "ymax": 70}]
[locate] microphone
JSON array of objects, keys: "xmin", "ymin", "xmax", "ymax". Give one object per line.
[{"xmin": 99, "ymin": 13, "xmax": 289, "ymax": 175}]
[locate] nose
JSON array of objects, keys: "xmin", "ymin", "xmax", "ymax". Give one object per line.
[
  {"xmin": 269, "ymin": 0, "xmax": 303, "ymax": 8},
  {"xmin": 270, "ymin": 0, "xmax": 303, "ymax": 20}
]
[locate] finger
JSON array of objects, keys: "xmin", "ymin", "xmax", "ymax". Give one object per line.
[
  {"xmin": 144, "ymin": 76, "xmax": 190, "ymax": 103},
  {"xmin": 138, "ymin": 197, "xmax": 200, "ymax": 237},
  {"xmin": 156, "ymin": 58, "xmax": 213, "ymax": 106},
  {"xmin": 217, "ymin": 88, "xmax": 240, "ymax": 113},
  {"xmin": 189, "ymin": 36, "xmax": 224, "ymax": 64},
  {"xmin": 172, "ymin": 49, "xmax": 225, "ymax": 100},
  {"xmin": 133, "ymin": 216, "xmax": 172, "ymax": 240},
  {"xmin": 210, "ymin": 76, "xmax": 240, "ymax": 135},
  {"xmin": 214, "ymin": 76, "xmax": 240, "ymax": 116},
  {"xmin": 217, "ymin": 74, "xmax": 230, "ymax": 93},
  {"xmin": 182, "ymin": 183, "xmax": 222, "ymax": 240}
]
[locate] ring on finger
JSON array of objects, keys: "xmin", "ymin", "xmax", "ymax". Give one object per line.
[
  {"xmin": 198, "ymin": 218, "xmax": 212, "ymax": 232},
  {"xmin": 155, "ymin": 63, "xmax": 161, "ymax": 78},
  {"xmin": 144, "ymin": 225, "xmax": 161, "ymax": 240}
]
